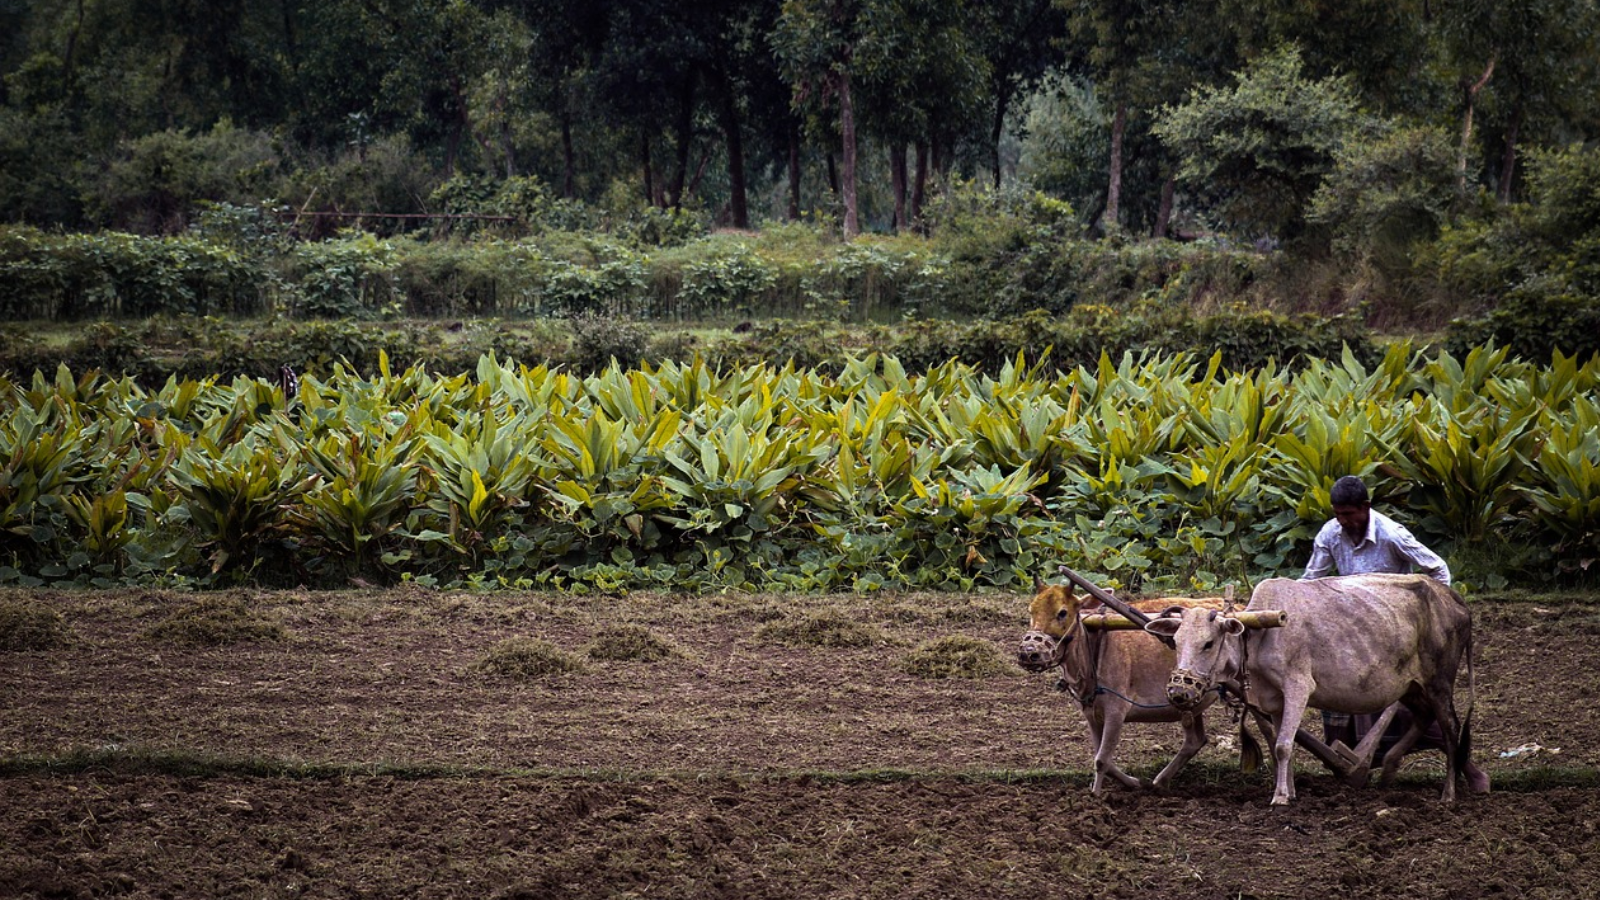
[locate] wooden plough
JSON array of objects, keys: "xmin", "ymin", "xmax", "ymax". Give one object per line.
[{"xmin": 1057, "ymin": 564, "xmax": 1380, "ymax": 785}]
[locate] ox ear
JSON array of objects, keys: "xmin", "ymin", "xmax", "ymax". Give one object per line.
[
  {"xmin": 1219, "ymin": 616, "xmax": 1247, "ymax": 636},
  {"xmin": 1144, "ymin": 618, "xmax": 1182, "ymax": 638}
]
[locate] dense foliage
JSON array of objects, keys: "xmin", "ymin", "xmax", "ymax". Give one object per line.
[
  {"xmin": 4, "ymin": 1, "xmax": 1600, "ymax": 356},
  {"xmin": 0, "ymin": 305, "xmax": 1373, "ymax": 388},
  {"xmin": 2, "ymin": 346, "xmax": 1595, "ymax": 593}
]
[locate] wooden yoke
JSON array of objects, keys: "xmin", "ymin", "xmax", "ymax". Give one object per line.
[{"xmin": 1084, "ymin": 609, "xmax": 1288, "ymax": 631}]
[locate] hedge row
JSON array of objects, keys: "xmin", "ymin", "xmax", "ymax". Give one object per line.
[
  {"xmin": 0, "ymin": 220, "xmax": 1280, "ymax": 324},
  {"xmin": 0, "ymin": 306, "xmax": 1378, "ymax": 387}
]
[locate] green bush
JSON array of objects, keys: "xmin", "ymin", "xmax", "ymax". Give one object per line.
[
  {"xmin": 1446, "ymin": 289, "xmax": 1600, "ymax": 363},
  {"xmin": 289, "ymin": 234, "xmax": 400, "ymax": 318},
  {"xmin": 567, "ymin": 313, "xmax": 653, "ymax": 373},
  {"xmin": 1308, "ymin": 123, "xmax": 1461, "ymax": 272},
  {"xmin": 280, "ymin": 136, "xmax": 441, "ymax": 234},
  {"xmin": 0, "ymin": 226, "xmax": 266, "ymax": 320},
  {"xmin": 1433, "ymin": 146, "xmax": 1600, "ymax": 361},
  {"xmin": 83, "ymin": 122, "xmax": 282, "ymax": 235}
]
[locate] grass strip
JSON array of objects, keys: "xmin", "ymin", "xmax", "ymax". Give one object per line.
[{"xmin": 1, "ymin": 747, "xmax": 1593, "ymax": 793}]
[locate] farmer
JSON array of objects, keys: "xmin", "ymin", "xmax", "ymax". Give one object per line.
[{"xmin": 1300, "ymin": 474, "xmax": 1452, "ymax": 752}]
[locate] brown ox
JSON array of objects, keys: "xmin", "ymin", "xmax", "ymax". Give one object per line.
[
  {"xmin": 1017, "ymin": 579, "xmax": 1231, "ymax": 793},
  {"xmin": 1146, "ymin": 573, "xmax": 1490, "ymax": 805}
]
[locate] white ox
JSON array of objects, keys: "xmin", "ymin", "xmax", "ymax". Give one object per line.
[
  {"xmin": 1017, "ymin": 580, "xmax": 1238, "ymax": 794},
  {"xmin": 1145, "ymin": 573, "xmax": 1491, "ymax": 805}
]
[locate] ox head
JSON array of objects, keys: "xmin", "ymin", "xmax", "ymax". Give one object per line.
[
  {"xmin": 1017, "ymin": 577, "xmax": 1086, "ymax": 672},
  {"xmin": 1143, "ymin": 605, "xmax": 1246, "ymax": 710}
]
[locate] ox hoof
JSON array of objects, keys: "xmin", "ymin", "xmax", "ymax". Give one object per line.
[{"xmin": 1467, "ymin": 766, "xmax": 1492, "ymax": 794}]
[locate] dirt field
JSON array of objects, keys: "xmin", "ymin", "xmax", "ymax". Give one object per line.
[{"xmin": 2, "ymin": 586, "xmax": 1598, "ymax": 899}]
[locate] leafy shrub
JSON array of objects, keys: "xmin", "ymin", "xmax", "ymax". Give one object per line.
[
  {"xmin": 1432, "ymin": 146, "xmax": 1600, "ymax": 361},
  {"xmin": 289, "ymin": 234, "xmax": 401, "ymax": 319},
  {"xmin": 0, "ymin": 107, "xmax": 84, "ymax": 226},
  {"xmin": 83, "ymin": 122, "xmax": 281, "ymax": 235},
  {"xmin": 675, "ymin": 241, "xmax": 779, "ymax": 317},
  {"xmin": 1154, "ymin": 46, "xmax": 1368, "ymax": 239},
  {"xmin": 281, "ymin": 136, "xmax": 440, "ymax": 235},
  {"xmin": 1308, "ymin": 124, "xmax": 1461, "ymax": 270},
  {"xmin": 567, "ymin": 314, "xmax": 652, "ymax": 373},
  {"xmin": 1446, "ymin": 289, "xmax": 1600, "ymax": 363},
  {"xmin": 0, "ymin": 227, "xmax": 266, "ymax": 320}
]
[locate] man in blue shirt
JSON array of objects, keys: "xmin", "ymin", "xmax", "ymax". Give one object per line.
[{"xmin": 1301, "ymin": 475, "xmax": 1453, "ymax": 751}]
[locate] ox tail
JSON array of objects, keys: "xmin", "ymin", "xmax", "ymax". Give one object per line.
[
  {"xmin": 1455, "ymin": 626, "xmax": 1478, "ymax": 778},
  {"xmin": 1238, "ymin": 719, "xmax": 1262, "ymax": 774}
]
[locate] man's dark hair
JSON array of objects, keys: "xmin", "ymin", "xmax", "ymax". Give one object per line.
[{"xmin": 1330, "ymin": 475, "xmax": 1370, "ymax": 508}]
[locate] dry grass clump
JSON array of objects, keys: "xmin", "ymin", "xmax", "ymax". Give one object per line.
[
  {"xmin": 756, "ymin": 610, "xmax": 886, "ymax": 649},
  {"xmin": 584, "ymin": 624, "xmax": 680, "ymax": 662},
  {"xmin": 0, "ymin": 597, "xmax": 73, "ymax": 651},
  {"xmin": 473, "ymin": 637, "xmax": 588, "ymax": 679},
  {"xmin": 144, "ymin": 596, "xmax": 287, "ymax": 646},
  {"xmin": 900, "ymin": 635, "xmax": 1019, "ymax": 679}
]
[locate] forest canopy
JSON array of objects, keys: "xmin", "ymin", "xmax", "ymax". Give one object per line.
[{"xmin": 4, "ymin": 0, "xmax": 1600, "ymax": 353}]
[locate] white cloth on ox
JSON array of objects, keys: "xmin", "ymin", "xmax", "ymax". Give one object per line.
[{"xmin": 1300, "ymin": 509, "xmax": 1451, "ymax": 587}]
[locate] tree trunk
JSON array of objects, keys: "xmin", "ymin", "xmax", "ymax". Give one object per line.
[
  {"xmin": 444, "ymin": 73, "xmax": 473, "ymax": 178},
  {"xmin": 1498, "ymin": 101, "xmax": 1524, "ymax": 203},
  {"xmin": 991, "ymin": 85, "xmax": 1010, "ymax": 189},
  {"xmin": 1105, "ymin": 99, "xmax": 1128, "ymax": 232},
  {"xmin": 838, "ymin": 69, "xmax": 860, "ymax": 238},
  {"xmin": 718, "ymin": 73, "xmax": 749, "ymax": 228},
  {"xmin": 1458, "ymin": 58, "xmax": 1495, "ymax": 190},
  {"xmin": 561, "ymin": 112, "xmax": 576, "ymax": 198},
  {"xmin": 911, "ymin": 141, "xmax": 928, "ymax": 231},
  {"xmin": 500, "ymin": 91, "xmax": 516, "ymax": 178},
  {"xmin": 668, "ymin": 75, "xmax": 696, "ymax": 209},
  {"xmin": 890, "ymin": 143, "xmax": 908, "ymax": 233},
  {"xmin": 1154, "ymin": 174, "xmax": 1176, "ymax": 239},
  {"xmin": 642, "ymin": 133, "xmax": 656, "ymax": 207},
  {"xmin": 787, "ymin": 125, "xmax": 802, "ymax": 221},
  {"xmin": 686, "ymin": 145, "xmax": 713, "ymax": 199},
  {"xmin": 826, "ymin": 152, "xmax": 839, "ymax": 196},
  {"xmin": 63, "ymin": 0, "xmax": 86, "ymax": 82}
]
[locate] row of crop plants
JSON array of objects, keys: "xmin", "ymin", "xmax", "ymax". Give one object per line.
[{"xmin": 2, "ymin": 344, "xmax": 1596, "ymax": 592}]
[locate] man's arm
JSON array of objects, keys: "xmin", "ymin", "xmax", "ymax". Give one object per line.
[
  {"xmin": 1301, "ymin": 531, "xmax": 1335, "ymax": 580},
  {"xmin": 1391, "ymin": 523, "xmax": 1451, "ymax": 586}
]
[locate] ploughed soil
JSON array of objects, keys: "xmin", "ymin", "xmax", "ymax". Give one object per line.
[{"xmin": 2, "ymin": 586, "xmax": 1598, "ymax": 899}]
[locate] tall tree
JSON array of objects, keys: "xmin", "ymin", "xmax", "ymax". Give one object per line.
[
  {"xmin": 774, "ymin": 0, "xmax": 864, "ymax": 236},
  {"xmin": 852, "ymin": 0, "xmax": 988, "ymax": 230},
  {"xmin": 1434, "ymin": 0, "xmax": 1600, "ymax": 202},
  {"xmin": 1060, "ymin": 0, "xmax": 1202, "ymax": 232},
  {"xmin": 1154, "ymin": 46, "xmax": 1368, "ymax": 239},
  {"xmin": 973, "ymin": 0, "xmax": 1067, "ymax": 188}
]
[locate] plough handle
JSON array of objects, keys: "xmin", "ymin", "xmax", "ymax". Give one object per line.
[{"xmin": 1056, "ymin": 564, "xmax": 1152, "ymax": 626}]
